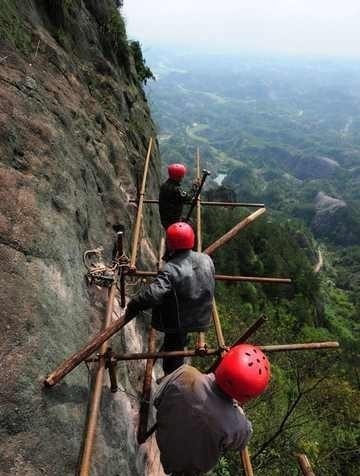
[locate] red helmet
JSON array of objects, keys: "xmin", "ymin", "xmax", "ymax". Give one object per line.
[
  {"xmin": 166, "ymin": 222, "xmax": 195, "ymax": 250},
  {"xmin": 215, "ymin": 344, "xmax": 271, "ymax": 404},
  {"xmin": 168, "ymin": 163, "xmax": 187, "ymax": 181}
]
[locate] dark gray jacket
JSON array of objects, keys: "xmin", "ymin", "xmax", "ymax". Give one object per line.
[
  {"xmin": 126, "ymin": 250, "xmax": 215, "ymax": 333},
  {"xmin": 154, "ymin": 365, "xmax": 252, "ymax": 474}
]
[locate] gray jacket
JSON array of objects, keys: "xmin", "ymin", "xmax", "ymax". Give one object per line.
[
  {"xmin": 126, "ymin": 250, "xmax": 215, "ymax": 333},
  {"xmin": 154, "ymin": 365, "xmax": 252, "ymax": 474}
]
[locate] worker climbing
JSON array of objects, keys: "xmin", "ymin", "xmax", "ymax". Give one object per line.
[
  {"xmin": 158, "ymin": 163, "xmax": 199, "ymax": 229},
  {"xmin": 154, "ymin": 344, "xmax": 271, "ymax": 476},
  {"xmin": 125, "ymin": 221, "xmax": 215, "ymax": 374}
]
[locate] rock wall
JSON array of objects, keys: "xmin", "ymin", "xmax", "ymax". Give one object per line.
[{"xmin": 0, "ymin": 2, "xmax": 164, "ymax": 475}]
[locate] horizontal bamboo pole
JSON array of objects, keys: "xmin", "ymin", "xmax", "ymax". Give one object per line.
[
  {"xmin": 134, "ymin": 270, "xmax": 291, "ymax": 284},
  {"xmin": 129, "ymin": 199, "xmax": 265, "ymax": 208},
  {"xmin": 85, "ymin": 341, "xmax": 340, "ymax": 363},
  {"xmin": 260, "ymin": 341, "xmax": 339, "ymax": 352},
  {"xmin": 204, "ymin": 207, "xmax": 266, "ymax": 256},
  {"xmin": 95, "ymin": 348, "xmax": 219, "ymax": 362},
  {"xmin": 213, "ymin": 275, "xmax": 291, "ymax": 283}
]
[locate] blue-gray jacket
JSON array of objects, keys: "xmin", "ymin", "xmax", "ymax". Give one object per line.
[{"xmin": 126, "ymin": 250, "xmax": 215, "ymax": 333}]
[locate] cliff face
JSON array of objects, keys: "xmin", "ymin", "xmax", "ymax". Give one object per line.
[{"xmin": 0, "ymin": 1, "xmax": 163, "ymax": 475}]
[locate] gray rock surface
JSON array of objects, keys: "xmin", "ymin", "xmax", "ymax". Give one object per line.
[{"xmin": 0, "ymin": 2, "xmax": 164, "ymax": 475}]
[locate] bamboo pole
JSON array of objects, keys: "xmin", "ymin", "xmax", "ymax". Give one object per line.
[
  {"xmin": 260, "ymin": 342, "xmax": 339, "ymax": 352},
  {"xmin": 233, "ymin": 315, "xmax": 268, "ymax": 346},
  {"xmin": 91, "ymin": 341, "xmax": 339, "ymax": 362},
  {"xmin": 46, "ymin": 333, "xmax": 339, "ymax": 386},
  {"xmin": 137, "ymin": 327, "xmax": 156, "ymax": 444},
  {"xmin": 130, "ymin": 137, "xmax": 153, "ymax": 269},
  {"xmin": 212, "ymin": 275, "xmax": 291, "ymax": 284},
  {"xmin": 241, "ymin": 447, "xmax": 254, "ymax": 476},
  {"xmin": 109, "ymin": 348, "xmax": 219, "ymax": 361},
  {"xmin": 43, "ymin": 313, "xmax": 130, "ymax": 387},
  {"xmin": 212, "ymin": 300, "xmax": 226, "ymax": 351},
  {"xmin": 78, "ymin": 232, "xmax": 125, "ymax": 475},
  {"xmin": 208, "ymin": 315, "xmax": 268, "ymax": 373},
  {"xmin": 196, "ymin": 147, "xmax": 202, "ymax": 252},
  {"xmin": 130, "ymin": 199, "xmax": 265, "ymax": 208},
  {"xmin": 133, "ymin": 270, "xmax": 292, "ymax": 284},
  {"xmin": 204, "ymin": 207, "xmax": 266, "ymax": 256},
  {"xmin": 78, "ymin": 283, "xmax": 117, "ymax": 476},
  {"xmin": 297, "ymin": 454, "xmax": 315, "ymax": 475},
  {"xmin": 138, "ymin": 237, "xmax": 164, "ymax": 444}
]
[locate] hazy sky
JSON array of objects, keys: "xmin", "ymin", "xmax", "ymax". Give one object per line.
[{"xmin": 123, "ymin": 0, "xmax": 360, "ymax": 57}]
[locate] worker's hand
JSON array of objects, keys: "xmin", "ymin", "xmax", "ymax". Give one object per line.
[{"xmin": 124, "ymin": 301, "xmax": 138, "ymax": 321}]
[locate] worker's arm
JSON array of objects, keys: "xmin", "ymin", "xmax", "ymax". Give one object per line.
[
  {"xmin": 221, "ymin": 407, "xmax": 253, "ymax": 452},
  {"xmin": 176, "ymin": 179, "xmax": 200, "ymax": 204},
  {"xmin": 125, "ymin": 268, "xmax": 173, "ymax": 318}
]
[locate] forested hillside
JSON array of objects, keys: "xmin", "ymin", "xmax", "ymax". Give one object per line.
[{"xmin": 146, "ymin": 50, "xmax": 360, "ymax": 475}]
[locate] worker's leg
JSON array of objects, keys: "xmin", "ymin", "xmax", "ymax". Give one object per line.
[
  {"xmin": 171, "ymin": 472, "xmax": 201, "ymax": 476},
  {"xmin": 162, "ymin": 332, "xmax": 188, "ymax": 374}
]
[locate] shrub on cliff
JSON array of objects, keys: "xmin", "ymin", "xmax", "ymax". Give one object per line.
[{"xmin": 129, "ymin": 41, "xmax": 155, "ymax": 84}]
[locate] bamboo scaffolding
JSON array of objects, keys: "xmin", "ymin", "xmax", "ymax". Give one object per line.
[
  {"xmin": 133, "ymin": 270, "xmax": 292, "ymax": 284},
  {"xmin": 204, "ymin": 207, "xmax": 266, "ymax": 255},
  {"xmin": 212, "ymin": 300, "xmax": 226, "ymax": 351},
  {"xmin": 81, "ymin": 341, "xmax": 339, "ymax": 363},
  {"xmin": 43, "ymin": 313, "xmax": 130, "ymax": 387},
  {"xmin": 241, "ymin": 447, "xmax": 254, "ymax": 476},
  {"xmin": 130, "ymin": 138, "xmax": 153, "ymax": 269},
  {"xmin": 233, "ymin": 315, "xmax": 268, "ymax": 346},
  {"xmin": 130, "ymin": 199, "xmax": 265, "ymax": 208},
  {"xmin": 137, "ymin": 327, "xmax": 156, "ymax": 444},
  {"xmin": 137, "ymin": 238, "xmax": 164, "ymax": 444},
  {"xmin": 196, "ymin": 147, "xmax": 202, "ymax": 252},
  {"xmin": 42, "ymin": 139, "xmax": 343, "ymax": 476},
  {"xmin": 208, "ymin": 315, "xmax": 268, "ymax": 373},
  {"xmin": 78, "ymin": 232, "xmax": 124, "ymax": 476},
  {"xmin": 260, "ymin": 341, "xmax": 339, "ymax": 352},
  {"xmin": 297, "ymin": 454, "xmax": 315, "ymax": 475}
]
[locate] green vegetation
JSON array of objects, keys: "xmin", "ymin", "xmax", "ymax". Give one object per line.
[
  {"xmin": 130, "ymin": 41, "xmax": 155, "ymax": 84},
  {"xmin": 103, "ymin": 8, "xmax": 129, "ymax": 66},
  {"xmin": 193, "ymin": 202, "xmax": 359, "ymax": 475},
  {"xmin": 149, "ymin": 52, "xmax": 360, "ymax": 475},
  {"xmin": 0, "ymin": 1, "xmax": 31, "ymax": 52}
]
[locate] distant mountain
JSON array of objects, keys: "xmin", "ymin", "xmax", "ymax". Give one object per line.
[{"xmin": 146, "ymin": 51, "xmax": 360, "ymax": 246}]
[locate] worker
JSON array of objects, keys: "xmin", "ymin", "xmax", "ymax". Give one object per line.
[
  {"xmin": 154, "ymin": 344, "xmax": 271, "ymax": 476},
  {"xmin": 125, "ymin": 222, "xmax": 215, "ymax": 374},
  {"xmin": 159, "ymin": 163, "xmax": 198, "ymax": 229}
]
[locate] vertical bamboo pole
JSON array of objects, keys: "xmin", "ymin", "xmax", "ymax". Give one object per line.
[
  {"xmin": 78, "ymin": 233, "xmax": 124, "ymax": 476},
  {"xmin": 130, "ymin": 137, "xmax": 153, "ymax": 269},
  {"xmin": 195, "ymin": 147, "xmax": 202, "ymax": 252},
  {"xmin": 137, "ymin": 327, "xmax": 156, "ymax": 444},
  {"xmin": 297, "ymin": 454, "xmax": 315, "ymax": 475},
  {"xmin": 212, "ymin": 300, "xmax": 226, "ymax": 351},
  {"xmin": 194, "ymin": 148, "xmax": 225, "ymax": 354},
  {"xmin": 241, "ymin": 447, "xmax": 254, "ymax": 476},
  {"xmin": 137, "ymin": 237, "xmax": 165, "ymax": 443},
  {"xmin": 78, "ymin": 283, "xmax": 117, "ymax": 476}
]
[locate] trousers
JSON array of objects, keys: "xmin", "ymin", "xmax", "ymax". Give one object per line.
[{"xmin": 163, "ymin": 332, "xmax": 188, "ymax": 374}]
